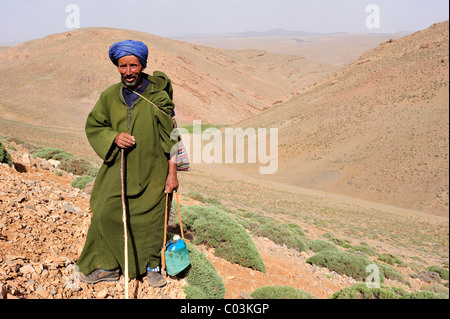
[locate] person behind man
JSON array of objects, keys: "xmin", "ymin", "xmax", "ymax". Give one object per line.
[{"xmin": 76, "ymin": 39, "xmax": 179, "ymax": 288}]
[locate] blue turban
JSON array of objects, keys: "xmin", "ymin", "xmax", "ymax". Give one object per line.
[{"xmin": 109, "ymin": 40, "xmax": 149, "ymax": 68}]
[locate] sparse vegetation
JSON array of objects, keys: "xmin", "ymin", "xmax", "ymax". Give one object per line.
[
  {"xmin": 332, "ymin": 283, "xmax": 447, "ymax": 299},
  {"xmin": 306, "ymin": 249, "xmax": 375, "ymax": 282},
  {"xmin": 184, "ymin": 243, "xmax": 226, "ymax": 299},
  {"xmin": 349, "ymin": 245, "xmax": 376, "ymax": 256},
  {"xmin": 309, "ymin": 239, "xmax": 339, "ymax": 253},
  {"xmin": 426, "ymin": 266, "xmax": 449, "ymax": 281},
  {"xmin": 71, "ymin": 175, "xmax": 94, "ymax": 190},
  {"xmin": 59, "ymin": 156, "xmax": 97, "ymax": 177},
  {"xmin": 1, "ymin": 20, "xmax": 449, "ymax": 300},
  {"xmin": 181, "ymin": 205, "xmax": 266, "ymax": 273},
  {"xmin": 251, "ymin": 285, "xmax": 318, "ymax": 299},
  {"xmin": 374, "ymin": 261, "xmax": 407, "ymax": 284},
  {"xmin": 376, "ymin": 253, "xmax": 403, "ymax": 266},
  {"xmin": 33, "ymin": 147, "xmax": 98, "ymax": 177},
  {"xmin": 0, "ymin": 141, "xmax": 13, "ymax": 166},
  {"xmin": 33, "ymin": 147, "xmax": 72, "ymax": 162},
  {"xmin": 232, "ymin": 210, "xmax": 307, "ymax": 253},
  {"xmin": 420, "ymin": 283, "xmax": 449, "ymax": 297}
]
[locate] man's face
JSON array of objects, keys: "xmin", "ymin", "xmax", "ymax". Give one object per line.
[{"xmin": 117, "ymin": 55, "xmax": 144, "ymax": 88}]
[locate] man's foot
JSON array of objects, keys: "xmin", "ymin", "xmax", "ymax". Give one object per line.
[
  {"xmin": 146, "ymin": 271, "xmax": 167, "ymax": 288},
  {"xmin": 79, "ymin": 268, "xmax": 120, "ymax": 284}
]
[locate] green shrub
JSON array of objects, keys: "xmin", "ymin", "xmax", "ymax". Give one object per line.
[
  {"xmin": 334, "ymin": 283, "xmax": 448, "ymax": 299},
  {"xmin": 306, "ymin": 249, "xmax": 408, "ymax": 285},
  {"xmin": 184, "ymin": 243, "xmax": 225, "ymax": 299},
  {"xmin": 257, "ymin": 222, "xmax": 307, "ymax": 252},
  {"xmin": 333, "ymin": 283, "xmax": 448, "ymax": 299},
  {"xmin": 251, "ymin": 286, "xmax": 317, "ymax": 299},
  {"xmin": 405, "ymin": 291, "xmax": 448, "ymax": 299},
  {"xmin": 426, "ymin": 266, "xmax": 449, "ymax": 280},
  {"xmin": 421, "ymin": 283, "xmax": 449, "ymax": 296},
  {"xmin": 71, "ymin": 175, "xmax": 94, "ymax": 190},
  {"xmin": 33, "ymin": 147, "xmax": 98, "ymax": 177},
  {"xmin": 5, "ymin": 136, "xmax": 24, "ymax": 145},
  {"xmin": 33, "ymin": 147, "xmax": 72, "ymax": 161},
  {"xmin": 286, "ymin": 223, "xmax": 306, "ymax": 237},
  {"xmin": 332, "ymin": 283, "xmax": 410, "ymax": 299},
  {"xmin": 376, "ymin": 253, "xmax": 403, "ymax": 266},
  {"xmin": 0, "ymin": 142, "xmax": 13, "ymax": 166},
  {"xmin": 351, "ymin": 245, "xmax": 376, "ymax": 256},
  {"xmin": 322, "ymin": 234, "xmax": 351, "ymax": 247},
  {"xmin": 306, "ymin": 249, "xmax": 375, "ymax": 281},
  {"xmin": 310, "ymin": 239, "xmax": 339, "ymax": 253},
  {"xmin": 233, "ymin": 211, "xmax": 307, "ymax": 253},
  {"xmin": 186, "ymin": 192, "xmax": 206, "ymax": 203},
  {"xmin": 374, "ymin": 261, "xmax": 407, "ymax": 284},
  {"xmin": 181, "ymin": 205, "xmax": 266, "ymax": 273},
  {"xmin": 60, "ymin": 157, "xmax": 97, "ymax": 177}
]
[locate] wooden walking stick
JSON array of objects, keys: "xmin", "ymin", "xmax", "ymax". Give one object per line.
[{"xmin": 120, "ymin": 149, "xmax": 129, "ymax": 299}]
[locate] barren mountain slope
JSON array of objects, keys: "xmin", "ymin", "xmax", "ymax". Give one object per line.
[
  {"xmin": 0, "ymin": 27, "xmax": 337, "ymax": 129},
  {"xmin": 234, "ymin": 21, "xmax": 449, "ymax": 216},
  {"xmin": 182, "ymin": 32, "xmax": 411, "ymax": 65}
]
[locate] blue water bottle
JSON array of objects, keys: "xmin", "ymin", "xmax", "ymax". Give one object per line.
[
  {"xmin": 168, "ymin": 235, "xmax": 185, "ymax": 251},
  {"xmin": 165, "ymin": 234, "xmax": 191, "ymax": 276}
]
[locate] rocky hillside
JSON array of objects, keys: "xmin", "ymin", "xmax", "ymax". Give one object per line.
[
  {"xmin": 0, "ymin": 144, "xmax": 188, "ymax": 299},
  {"xmin": 234, "ymin": 21, "xmax": 449, "ymax": 216},
  {"xmin": 1, "ymin": 141, "xmax": 448, "ymax": 299}
]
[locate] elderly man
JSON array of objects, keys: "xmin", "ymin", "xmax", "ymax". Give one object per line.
[{"xmin": 76, "ymin": 40, "xmax": 178, "ymax": 288}]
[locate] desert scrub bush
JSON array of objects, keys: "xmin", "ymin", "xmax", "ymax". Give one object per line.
[
  {"xmin": 286, "ymin": 223, "xmax": 306, "ymax": 237},
  {"xmin": 332, "ymin": 283, "xmax": 410, "ymax": 299},
  {"xmin": 322, "ymin": 233, "xmax": 352, "ymax": 248},
  {"xmin": 350, "ymin": 245, "xmax": 376, "ymax": 256},
  {"xmin": 405, "ymin": 290, "xmax": 448, "ymax": 299},
  {"xmin": 5, "ymin": 136, "xmax": 24, "ymax": 145},
  {"xmin": 59, "ymin": 157, "xmax": 98, "ymax": 177},
  {"xmin": 186, "ymin": 192, "xmax": 222, "ymax": 206},
  {"xmin": 184, "ymin": 243, "xmax": 225, "ymax": 299},
  {"xmin": 181, "ymin": 205, "xmax": 266, "ymax": 273},
  {"xmin": 33, "ymin": 147, "xmax": 98, "ymax": 177},
  {"xmin": 0, "ymin": 141, "xmax": 13, "ymax": 166},
  {"xmin": 306, "ymin": 249, "xmax": 377, "ymax": 282},
  {"xmin": 251, "ymin": 286, "xmax": 317, "ymax": 299},
  {"xmin": 71, "ymin": 175, "xmax": 94, "ymax": 190},
  {"xmin": 332, "ymin": 283, "xmax": 446, "ymax": 299},
  {"xmin": 426, "ymin": 266, "xmax": 449, "ymax": 280},
  {"xmin": 310, "ymin": 239, "xmax": 339, "ymax": 253},
  {"xmin": 307, "ymin": 249, "xmax": 407, "ymax": 284},
  {"xmin": 376, "ymin": 253, "xmax": 403, "ymax": 266},
  {"xmin": 33, "ymin": 147, "xmax": 72, "ymax": 161},
  {"xmin": 374, "ymin": 261, "xmax": 407, "ymax": 284},
  {"xmin": 186, "ymin": 192, "xmax": 206, "ymax": 203},
  {"xmin": 233, "ymin": 211, "xmax": 307, "ymax": 253},
  {"xmin": 420, "ymin": 283, "xmax": 449, "ymax": 297}
]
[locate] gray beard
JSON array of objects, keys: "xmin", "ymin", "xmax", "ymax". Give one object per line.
[{"xmin": 122, "ymin": 74, "xmax": 142, "ymax": 89}]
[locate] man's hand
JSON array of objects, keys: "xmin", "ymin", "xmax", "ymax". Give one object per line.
[
  {"xmin": 165, "ymin": 158, "xmax": 179, "ymax": 193},
  {"xmin": 115, "ymin": 133, "xmax": 135, "ymax": 149}
]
